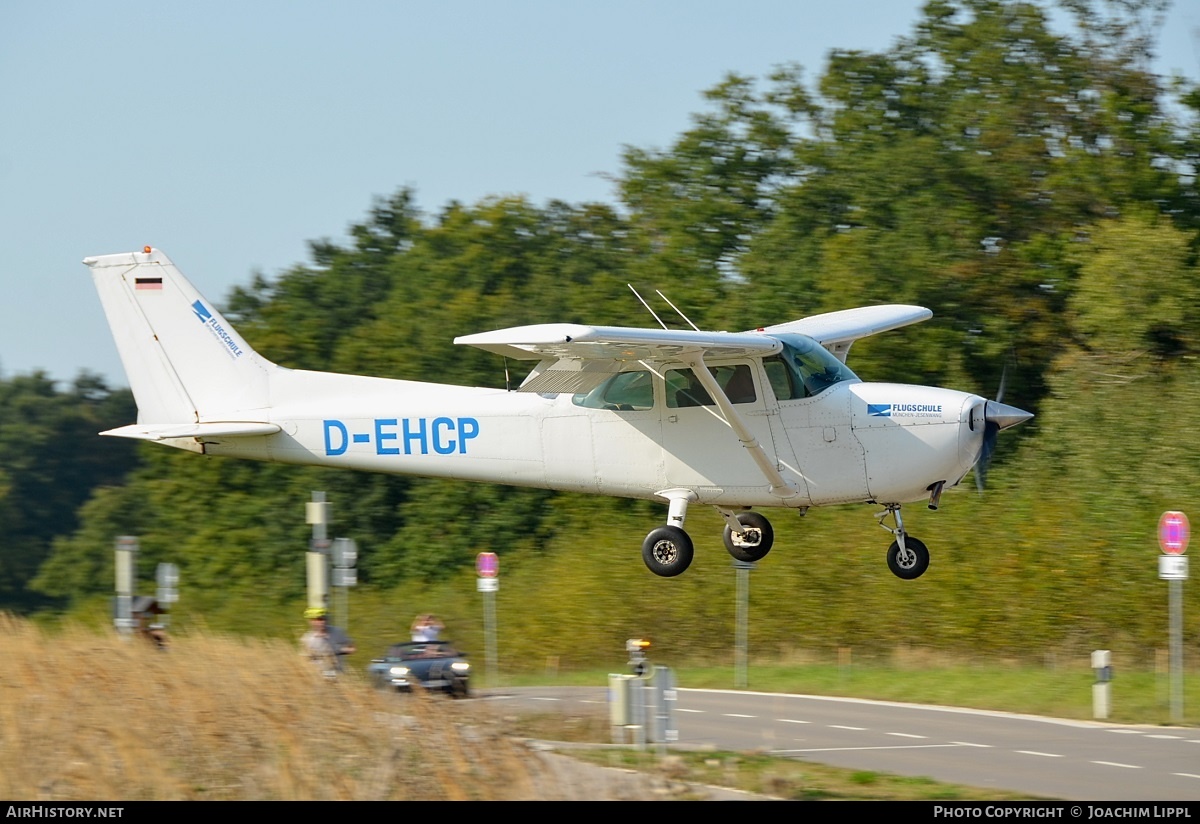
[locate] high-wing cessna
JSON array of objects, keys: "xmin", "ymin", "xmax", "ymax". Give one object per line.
[{"xmin": 86, "ymin": 247, "xmax": 1032, "ymax": 579}]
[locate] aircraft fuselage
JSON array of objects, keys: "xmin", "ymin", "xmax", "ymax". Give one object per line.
[{"xmin": 202, "ymin": 361, "xmax": 985, "ymax": 509}]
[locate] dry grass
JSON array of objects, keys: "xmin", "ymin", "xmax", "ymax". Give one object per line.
[{"xmin": 0, "ymin": 614, "xmax": 664, "ymax": 801}]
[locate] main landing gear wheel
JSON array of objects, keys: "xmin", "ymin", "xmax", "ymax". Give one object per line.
[
  {"xmin": 887, "ymin": 535, "xmax": 929, "ymax": 580},
  {"xmin": 642, "ymin": 525, "xmax": 694, "ymax": 577},
  {"xmin": 722, "ymin": 511, "xmax": 774, "ymax": 563}
]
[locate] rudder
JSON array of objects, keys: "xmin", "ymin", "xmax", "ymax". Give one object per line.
[{"xmin": 85, "ymin": 247, "xmax": 273, "ymax": 426}]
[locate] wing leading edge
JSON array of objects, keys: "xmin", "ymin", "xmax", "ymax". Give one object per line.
[{"xmin": 454, "ymin": 304, "xmax": 932, "ymax": 373}]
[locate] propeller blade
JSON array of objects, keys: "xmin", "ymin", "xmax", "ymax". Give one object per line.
[
  {"xmin": 975, "ymin": 420, "xmax": 999, "ymax": 493},
  {"xmin": 975, "ymin": 398, "xmax": 1033, "ymax": 492}
]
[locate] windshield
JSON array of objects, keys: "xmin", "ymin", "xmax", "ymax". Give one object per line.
[{"xmin": 768, "ymin": 334, "xmax": 859, "ymax": 399}]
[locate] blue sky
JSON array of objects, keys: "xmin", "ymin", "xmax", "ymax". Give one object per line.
[{"xmin": 2, "ymin": 1, "xmax": 1197, "ymax": 389}]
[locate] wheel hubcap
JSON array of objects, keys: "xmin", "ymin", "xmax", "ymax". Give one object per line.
[
  {"xmin": 654, "ymin": 541, "xmax": 678, "ymax": 563},
  {"xmin": 732, "ymin": 528, "xmax": 761, "ymax": 548}
]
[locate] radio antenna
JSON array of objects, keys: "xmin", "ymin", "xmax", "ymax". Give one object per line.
[
  {"xmin": 656, "ymin": 289, "xmax": 700, "ymax": 331},
  {"xmin": 627, "ymin": 284, "xmax": 669, "ymax": 330}
]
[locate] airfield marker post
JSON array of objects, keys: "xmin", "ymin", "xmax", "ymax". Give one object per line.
[
  {"xmin": 306, "ymin": 492, "xmax": 331, "ymax": 611},
  {"xmin": 1158, "ymin": 510, "xmax": 1188, "ymax": 724},
  {"xmin": 113, "ymin": 535, "xmax": 138, "ymax": 636},
  {"xmin": 1091, "ymin": 649, "xmax": 1111, "ymax": 720},
  {"xmin": 477, "ymin": 552, "xmax": 499, "ymax": 687}
]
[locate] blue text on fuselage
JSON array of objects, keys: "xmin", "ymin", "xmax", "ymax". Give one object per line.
[{"xmin": 323, "ymin": 418, "xmax": 479, "ymax": 456}]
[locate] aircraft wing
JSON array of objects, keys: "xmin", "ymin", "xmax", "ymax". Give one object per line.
[
  {"xmin": 455, "ymin": 324, "xmax": 783, "ymax": 394},
  {"xmin": 454, "ymin": 324, "xmax": 781, "ymax": 361},
  {"xmin": 758, "ymin": 304, "xmax": 932, "ymax": 362}
]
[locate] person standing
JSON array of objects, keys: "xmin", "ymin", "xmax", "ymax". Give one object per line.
[
  {"xmin": 302, "ymin": 607, "xmax": 356, "ymax": 676},
  {"xmin": 411, "ymin": 613, "xmax": 444, "ymax": 642}
]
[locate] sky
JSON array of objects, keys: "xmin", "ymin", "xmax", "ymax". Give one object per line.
[{"xmin": 2, "ymin": 1, "xmax": 1198, "ymax": 390}]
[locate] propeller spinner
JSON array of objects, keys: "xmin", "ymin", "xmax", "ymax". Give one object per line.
[{"xmin": 975, "ymin": 399, "xmax": 1033, "ymax": 491}]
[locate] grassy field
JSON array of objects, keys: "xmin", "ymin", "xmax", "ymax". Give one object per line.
[
  {"xmin": 505, "ymin": 650, "xmax": 1200, "ymax": 727},
  {"xmin": 2, "ymin": 615, "xmax": 1191, "ymax": 800}
]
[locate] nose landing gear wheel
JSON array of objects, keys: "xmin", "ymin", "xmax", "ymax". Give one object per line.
[
  {"xmin": 642, "ymin": 525, "xmax": 694, "ymax": 577},
  {"xmin": 722, "ymin": 511, "xmax": 774, "ymax": 562},
  {"xmin": 886, "ymin": 536, "xmax": 929, "ymax": 579}
]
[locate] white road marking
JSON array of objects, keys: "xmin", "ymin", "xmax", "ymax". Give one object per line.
[
  {"xmin": 950, "ymin": 741, "xmax": 992, "ymax": 748},
  {"xmin": 887, "ymin": 732, "xmax": 926, "ymax": 739},
  {"xmin": 724, "ymin": 713, "xmax": 756, "ymax": 718},
  {"xmin": 777, "ymin": 719, "xmax": 810, "ymax": 724},
  {"xmin": 1173, "ymin": 773, "xmax": 1200, "ymax": 779},
  {"xmin": 1016, "ymin": 751, "xmax": 1063, "ymax": 758},
  {"xmin": 1091, "ymin": 761, "xmax": 1141, "ymax": 769},
  {"xmin": 677, "ymin": 708, "xmax": 704, "ymax": 713},
  {"xmin": 1147, "ymin": 734, "xmax": 1181, "ymax": 739},
  {"xmin": 1107, "ymin": 729, "xmax": 1142, "ymax": 734},
  {"xmin": 773, "ymin": 743, "xmax": 965, "ymax": 754},
  {"xmin": 829, "ymin": 725, "xmax": 866, "ymax": 731}
]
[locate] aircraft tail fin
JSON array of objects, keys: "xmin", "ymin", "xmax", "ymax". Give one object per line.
[{"xmin": 84, "ymin": 247, "xmax": 274, "ymax": 426}]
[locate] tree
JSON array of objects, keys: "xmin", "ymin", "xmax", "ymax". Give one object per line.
[{"xmin": 0, "ymin": 372, "xmax": 136, "ymax": 609}]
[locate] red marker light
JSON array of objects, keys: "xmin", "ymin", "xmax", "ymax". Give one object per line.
[{"xmin": 143, "ymin": 246, "xmax": 152, "ymax": 254}]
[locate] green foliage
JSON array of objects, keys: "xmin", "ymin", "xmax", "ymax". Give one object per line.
[
  {"xmin": 0, "ymin": 373, "xmax": 136, "ymax": 609},
  {"xmin": 22, "ymin": 1, "xmax": 1200, "ymax": 670}
]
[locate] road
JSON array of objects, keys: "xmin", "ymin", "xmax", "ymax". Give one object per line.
[{"xmin": 484, "ymin": 686, "xmax": 1200, "ymax": 801}]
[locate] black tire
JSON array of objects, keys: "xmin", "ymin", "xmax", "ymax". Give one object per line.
[
  {"xmin": 641, "ymin": 525, "xmax": 694, "ymax": 577},
  {"xmin": 887, "ymin": 535, "xmax": 930, "ymax": 579},
  {"xmin": 722, "ymin": 511, "xmax": 774, "ymax": 562}
]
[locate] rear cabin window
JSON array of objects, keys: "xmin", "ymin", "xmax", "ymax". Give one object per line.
[{"xmin": 571, "ymin": 370, "xmax": 655, "ymax": 411}]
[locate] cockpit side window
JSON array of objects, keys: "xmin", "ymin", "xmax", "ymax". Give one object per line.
[
  {"xmin": 763, "ymin": 356, "xmax": 797, "ymax": 401},
  {"xmin": 571, "ymin": 370, "xmax": 655, "ymax": 411},
  {"xmin": 774, "ymin": 334, "xmax": 859, "ymax": 399},
  {"xmin": 665, "ymin": 364, "xmax": 756, "ymax": 408}
]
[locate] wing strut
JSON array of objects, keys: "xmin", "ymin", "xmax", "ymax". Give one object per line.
[{"xmin": 680, "ymin": 352, "xmax": 800, "ymax": 500}]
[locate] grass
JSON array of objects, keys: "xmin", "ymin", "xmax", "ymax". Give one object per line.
[
  {"xmin": 558, "ymin": 747, "xmax": 1041, "ymax": 801},
  {"xmin": 503, "ymin": 654, "xmax": 1200, "ymax": 726},
  {"xmin": 0, "ymin": 614, "xmax": 643, "ymax": 800},
  {"xmin": 2, "ymin": 614, "xmax": 1188, "ymax": 800}
]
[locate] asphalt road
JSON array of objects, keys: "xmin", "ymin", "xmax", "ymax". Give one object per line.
[{"xmin": 483, "ymin": 685, "xmax": 1200, "ymax": 801}]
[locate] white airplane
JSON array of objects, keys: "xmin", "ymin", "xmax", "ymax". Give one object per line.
[{"xmin": 85, "ymin": 247, "xmax": 1032, "ymax": 579}]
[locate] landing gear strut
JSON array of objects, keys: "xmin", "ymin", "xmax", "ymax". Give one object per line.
[
  {"xmin": 719, "ymin": 509, "xmax": 774, "ymax": 563},
  {"xmin": 876, "ymin": 504, "xmax": 930, "ymax": 580},
  {"xmin": 641, "ymin": 489, "xmax": 698, "ymax": 577},
  {"xmin": 640, "ymin": 491, "xmax": 777, "ymax": 577}
]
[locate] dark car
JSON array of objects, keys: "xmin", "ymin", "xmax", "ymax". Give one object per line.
[{"xmin": 367, "ymin": 641, "xmax": 471, "ymax": 697}]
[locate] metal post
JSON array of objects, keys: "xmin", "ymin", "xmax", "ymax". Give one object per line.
[
  {"xmin": 1170, "ymin": 578, "xmax": 1183, "ymax": 723},
  {"xmin": 734, "ymin": 560, "xmax": 753, "ymax": 688},
  {"xmin": 484, "ymin": 587, "xmax": 498, "ymax": 686},
  {"xmin": 114, "ymin": 536, "xmax": 138, "ymax": 636},
  {"xmin": 306, "ymin": 492, "xmax": 330, "ymax": 610}
]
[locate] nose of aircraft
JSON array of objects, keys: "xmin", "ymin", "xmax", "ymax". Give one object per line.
[
  {"xmin": 984, "ymin": 400, "xmax": 1034, "ymax": 431},
  {"xmin": 973, "ymin": 399, "xmax": 1033, "ymax": 491}
]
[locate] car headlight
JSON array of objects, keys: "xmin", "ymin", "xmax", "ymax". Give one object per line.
[
  {"xmin": 451, "ymin": 662, "xmax": 470, "ymax": 673},
  {"xmin": 389, "ymin": 666, "xmax": 410, "ymax": 677}
]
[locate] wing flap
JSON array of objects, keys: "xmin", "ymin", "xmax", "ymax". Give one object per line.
[{"xmin": 516, "ymin": 358, "xmax": 622, "ymax": 394}]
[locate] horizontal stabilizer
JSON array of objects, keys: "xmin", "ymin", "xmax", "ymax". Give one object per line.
[{"xmin": 101, "ymin": 422, "xmax": 281, "ymax": 441}]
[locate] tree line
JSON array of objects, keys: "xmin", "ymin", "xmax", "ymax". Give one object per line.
[{"xmin": 7, "ymin": 0, "xmax": 1200, "ymax": 661}]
